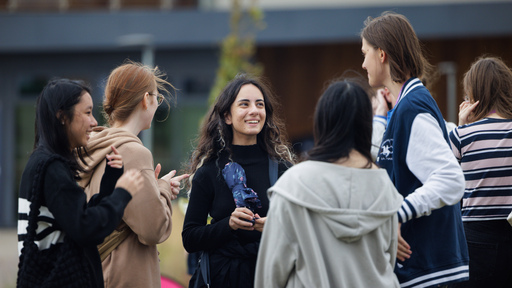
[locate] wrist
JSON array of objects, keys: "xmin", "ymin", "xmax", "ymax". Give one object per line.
[{"xmin": 375, "ymin": 108, "xmax": 389, "ymax": 117}]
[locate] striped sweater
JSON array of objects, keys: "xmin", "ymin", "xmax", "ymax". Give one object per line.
[
  {"xmin": 449, "ymin": 117, "xmax": 512, "ymax": 221},
  {"xmin": 17, "ymin": 148, "xmax": 132, "ymax": 287}
]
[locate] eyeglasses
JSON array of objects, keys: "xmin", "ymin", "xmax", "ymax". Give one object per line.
[{"xmin": 149, "ymin": 92, "xmax": 164, "ymax": 106}]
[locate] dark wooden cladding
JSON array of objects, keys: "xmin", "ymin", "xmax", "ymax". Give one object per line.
[{"xmin": 257, "ymin": 36, "xmax": 512, "ymax": 142}]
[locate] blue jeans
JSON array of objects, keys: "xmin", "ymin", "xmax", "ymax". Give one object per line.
[{"xmin": 452, "ymin": 220, "xmax": 512, "ymax": 288}]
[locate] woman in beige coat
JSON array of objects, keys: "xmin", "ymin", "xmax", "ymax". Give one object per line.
[{"xmin": 79, "ymin": 61, "xmax": 188, "ymax": 287}]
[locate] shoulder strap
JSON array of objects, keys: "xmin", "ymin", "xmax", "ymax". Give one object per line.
[
  {"xmin": 25, "ymin": 154, "xmax": 63, "ymax": 242},
  {"xmin": 268, "ymin": 156, "xmax": 278, "ymax": 186},
  {"xmin": 98, "ymin": 223, "xmax": 131, "ymax": 261}
]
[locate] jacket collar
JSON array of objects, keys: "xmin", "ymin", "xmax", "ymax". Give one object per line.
[{"xmin": 395, "ymin": 77, "xmax": 424, "ymax": 107}]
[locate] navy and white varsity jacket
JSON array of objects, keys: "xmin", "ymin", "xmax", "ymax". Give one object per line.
[{"xmin": 377, "ymin": 78, "xmax": 469, "ymax": 288}]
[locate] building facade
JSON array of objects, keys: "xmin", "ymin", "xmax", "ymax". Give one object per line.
[{"xmin": 1, "ymin": 0, "xmax": 512, "ymax": 227}]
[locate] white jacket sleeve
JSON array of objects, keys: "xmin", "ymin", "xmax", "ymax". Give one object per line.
[
  {"xmin": 400, "ymin": 113, "xmax": 465, "ymax": 223},
  {"xmin": 255, "ymin": 194, "xmax": 297, "ymax": 288},
  {"xmin": 372, "ymin": 115, "xmax": 387, "ymax": 161}
]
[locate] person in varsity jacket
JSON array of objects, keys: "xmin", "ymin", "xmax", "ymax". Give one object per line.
[{"xmin": 361, "ymin": 12, "xmax": 469, "ymax": 287}]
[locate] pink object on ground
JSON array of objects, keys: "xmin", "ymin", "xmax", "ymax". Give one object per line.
[{"xmin": 161, "ymin": 275, "xmax": 184, "ymax": 288}]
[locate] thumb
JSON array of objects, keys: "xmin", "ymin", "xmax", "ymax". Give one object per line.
[{"xmin": 154, "ymin": 163, "xmax": 161, "ymax": 179}]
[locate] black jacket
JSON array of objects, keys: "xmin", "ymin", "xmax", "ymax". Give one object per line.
[{"xmin": 17, "ymin": 148, "xmax": 132, "ymax": 287}]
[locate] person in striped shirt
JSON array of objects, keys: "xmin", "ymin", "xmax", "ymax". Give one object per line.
[{"xmin": 449, "ymin": 56, "xmax": 512, "ymax": 287}]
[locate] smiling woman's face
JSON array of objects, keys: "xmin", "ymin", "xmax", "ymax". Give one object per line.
[
  {"xmin": 224, "ymin": 84, "xmax": 266, "ymax": 146},
  {"xmin": 65, "ymin": 92, "xmax": 97, "ymax": 150}
]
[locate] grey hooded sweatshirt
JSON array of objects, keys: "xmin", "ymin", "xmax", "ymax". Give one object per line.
[{"xmin": 255, "ymin": 160, "xmax": 402, "ymax": 288}]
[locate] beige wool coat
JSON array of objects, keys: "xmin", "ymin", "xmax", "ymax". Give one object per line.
[{"xmin": 79, "ymin": 127, "xmax": 173, "ymax": 288}]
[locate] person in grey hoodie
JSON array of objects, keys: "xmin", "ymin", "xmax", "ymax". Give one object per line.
[{"xmin": 255, "ymin": 79, "xmax": 403, "ymax": 288}]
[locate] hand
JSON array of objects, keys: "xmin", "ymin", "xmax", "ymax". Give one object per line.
[
  {"xmin": 169, "ymin": 172, "xmax": 189, "ymax": 200},
  {"xmin": 116, "ymin": 169, "xmax": 143, "ymax": 197},
  {"xmin": 158, "ymin": 167, "xmax": 190, "ymax": 200},
  {"xmin": 229, "ymin": 207, "xmax": 256, "ymax": 231},
  {"xmin": 458, "ymin": 100, "xmax": 479, "ymax": 126},
  {"xmin": 397, "ymin": 223, "xmax": 412, "ymax": 262},
  {"xmin": 253, "ymin": 214, "xmax": 266, "ymax": 232},
  {"xmin": 373, "ymin": 88, "xmax": 392, "ymax": 116},
  {"xmin": 106, "ymin": 146, "xmax": 122, "ymax": 169}
]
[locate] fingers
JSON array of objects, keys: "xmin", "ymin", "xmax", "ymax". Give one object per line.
[
  {"xmin": 106, "ymin": 146, "xmax": 123, "ymax": 169},
  {"xmin": 170, "ymin": 183, "xmax": 179, "ymax": 200},
  {"xmin": 161, "ymin": 170, "xmax": 177, "ymax": 182},
  {"xmin": 170, "ymin": 181, "xmax": 182, "ymax": 199},
  {"xmin": 381, "ymin": 87, "xmax": 392, "ymax": 103},
  {"xmin": 253, "ymin": 216, "xmax": 266, "ymax": 232},
  {"xmin": 172, "ymin": 173, "xmax": 190, "ymax": 183},
  {"xmin": 160, "ymin": 170, "xmax": 189, "ymax": 200},
  {"xmin": 374, "ymin": 88, "xmax": 391, "ymax": 116},
  {"xmin": 236, "ymin": 207, "xmax": 254, "ymax": 216},
  {"xmin": 229, "ymin": 208, "xmax": 255, "ymax": 231},
  {"xmin": 106, "ymin": 157, "xmax": 123, "ymax": 169},
  {"xmin": 169, "ymin": 173, "xmax": 190, "ymax": 199},
  {"xmin": 111, "ymin": 145, "xmax": 119, "ymax": 155},
  {"xmin": 396, "ymin": 223, "xmax": 412, "ymax": 262},
  {"xmin": 155, "ymin": 166, "xmax": 191, "ymax": 199},
  {"xmin": 397, "ymin": 236, "xmax": 412, "ymax": 262},
  {"xmin": 154, "ymin": 163, "xmax": 162, "ymax": 180},
  {"xmin": 383, "ymin": 87, "xmax": 391, "ymax": 96},
  {"xmin": 161, "ymin": 170, "xmax": 177, "ymax": 198},
  {"xmin": 458, "ymin": 100, "xmax": 479, "ymax": 126},
  {"xmin": 376, "ymin": 88, "xmax": 387, "ymax": 100}
]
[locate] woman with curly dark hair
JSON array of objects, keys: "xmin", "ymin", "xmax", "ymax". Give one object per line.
[{"xmin": 182, "ymin": 74, "xmax": 295, "ymax": 288}]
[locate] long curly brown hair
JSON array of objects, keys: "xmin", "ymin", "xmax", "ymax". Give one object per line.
[{"xmin": 186, "ymin": 74, "xmax": 296, "ymax": 191}]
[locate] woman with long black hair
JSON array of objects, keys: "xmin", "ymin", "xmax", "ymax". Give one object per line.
[{"xmin": 17, "ymin": 78, "xmax": 142, "ymax": 288}]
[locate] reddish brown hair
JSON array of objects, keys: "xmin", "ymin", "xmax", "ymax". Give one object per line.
[{"xmin": 103, "ymin": 60, "xmax": 174, "ymax": 126}]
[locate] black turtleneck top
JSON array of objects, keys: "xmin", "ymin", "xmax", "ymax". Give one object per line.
[{"xmin": 182, "ymin": 144, "xmax": 288, "ymax": 253}]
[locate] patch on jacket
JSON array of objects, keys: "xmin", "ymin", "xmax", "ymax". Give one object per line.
[{"xmin": 378, "ymin": 139, "xmax": 393, "ymax": 161}]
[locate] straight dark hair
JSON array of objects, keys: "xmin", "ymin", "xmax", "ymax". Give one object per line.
[
  {"xmin": 307, "ymin": 79, "xmax": 373, "ymax": 167},
  {"xmin": 34, "ymin": 78, "xmax": 91, "ymax": 179}
]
